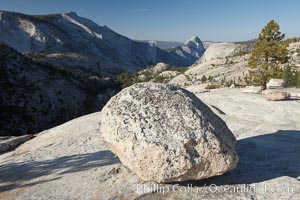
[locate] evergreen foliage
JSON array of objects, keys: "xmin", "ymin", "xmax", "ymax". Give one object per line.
[{"xmin": 248, "ymin": 20, "xmax": 289, "ymax": 89}]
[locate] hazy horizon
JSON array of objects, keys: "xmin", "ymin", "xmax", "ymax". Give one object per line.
[{"xmin": 0, "ymin": 0, "xmax": 299, "ymax": 42}]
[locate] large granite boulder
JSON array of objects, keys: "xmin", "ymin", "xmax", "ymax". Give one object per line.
[{"xmin": 100, "ymin": 83, "xmax": 239, "ymax": 183}]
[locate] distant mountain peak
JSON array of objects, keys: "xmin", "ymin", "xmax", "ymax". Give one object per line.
[
  {"xmin": 63, "ymin": 11, "xmax": 84, "ymax": 20},
  {"xmin": 189, "ymin": 35, "xmax": 201, "ymax": 42},
  {"xmin": 68, "ymin": 11, "xmax": 78, "ymax": 15},
  {"xmin": 184, "ymin": 36, "xmax": 204, "ymax": 51},
  {"xmin": 64, "ymin": 11, "xmax": 79, "ymax": 18},
  {"xmin": 184, "ymin": 35, "xmax": 201, "ymax": 45}
]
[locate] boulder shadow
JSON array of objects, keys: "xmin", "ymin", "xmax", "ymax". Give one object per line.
[
  {"xmin": 175, "ymin": 130, "xmax": 300, "ymax": 186},
  {"xmin": 0, "ymin": 150, "xmax": 119, "ymax": 192},
  {"xmin": 288, "ymin": 97, "xmax": 300, "ymax": 101},
  {"xmin": 211, "ymin": 105, "xmax": 226, "ymax": 115}
]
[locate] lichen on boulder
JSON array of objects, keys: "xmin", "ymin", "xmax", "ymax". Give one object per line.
[{"xmin": 100, "ymin": 83, "xmax": 239, "ymax": 183}]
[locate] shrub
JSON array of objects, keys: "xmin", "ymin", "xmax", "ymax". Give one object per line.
[
  {"xmin": 168, "ymin": 67, "xmax": 188, "ymax": 73},
  {"xmin": 282, "ymin": 66, "xmax": 300, "ymax": 87},
  {"xmin": 207, "ymin": 75, "xmax": 214, "ymax": 82},
  {"xmin": 205, "ymin": 84, "xmax": 221, "ymax": 89},
  {"xmin": 200, "ymin": 75, "xmax": 207, "ymax": 83},
  {"xmin": 153, "ymin": 75, "xmax": 168, "ymax": 83}
]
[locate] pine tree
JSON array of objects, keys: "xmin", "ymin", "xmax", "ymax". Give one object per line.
[{"xmin": 248, "ymin": 20, "xmax": 289, "ymax": 90}]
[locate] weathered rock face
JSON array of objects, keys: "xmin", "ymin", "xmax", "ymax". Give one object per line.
[
  {"xmin": 265, "ymin": 92, "xmax": 291, "ymax": 101},
  {"xmin": 152, "ymin": 63, "xmax": 170, "ymax": 75},
  {"xmin": 100, "ymin": 83, "xmax": 239, "ymax": 183},
  {"xmin": 169, "ymin": 74, "xmax": 189, "ymax": 86},
  {"xmin": 0, "ymin": 10, "xmax": 191, "ymax": 73}
]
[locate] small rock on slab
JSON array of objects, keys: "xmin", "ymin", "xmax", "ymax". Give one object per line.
[{"xmin": 265, "ymin": 92, "xmax": 291, "ymax": 101}]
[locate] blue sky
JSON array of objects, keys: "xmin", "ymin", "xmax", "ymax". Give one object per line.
[{"xmin": 0, "ymin": 0, "xmax": 299, "ymax": 42}]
